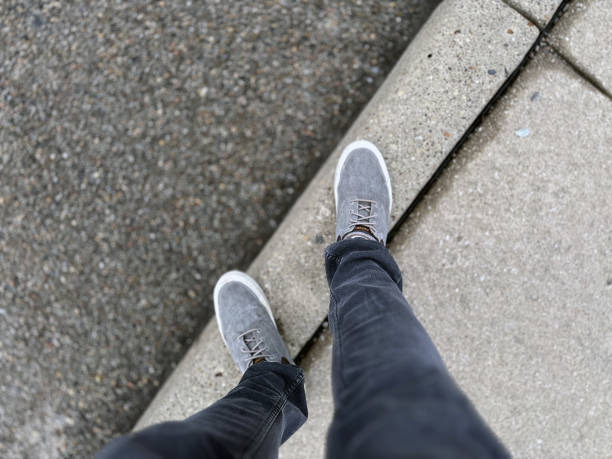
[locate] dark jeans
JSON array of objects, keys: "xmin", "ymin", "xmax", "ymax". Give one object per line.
[{"xmin": 97, "ymin": 239, "xmax": 508, "ymax": 459}]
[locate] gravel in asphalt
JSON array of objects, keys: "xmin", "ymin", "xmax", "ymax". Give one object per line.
[{"xmin": 0, "ymin": 1, "xmax": 439, "ymax": 456}]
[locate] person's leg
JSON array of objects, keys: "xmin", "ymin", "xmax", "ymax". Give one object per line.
[
  {"xmin": 97, "ymin": 362, "xmax": 305, "ymax": 459},
  {"xmin": 96, "ymin": 271, "xmax": 306, "ymax": 459},
  {"xmin": 326, "ymin": 140, "xmax": 507, "ymax": 458},
  {"xmin": 325, "ymin": 239, "xmax": 507, "ymax": 458}
]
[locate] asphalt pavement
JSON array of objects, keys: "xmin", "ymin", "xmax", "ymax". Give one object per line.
[{"xmin": 0, "ymin": 1, "xmax": 439, "ymax": 456}]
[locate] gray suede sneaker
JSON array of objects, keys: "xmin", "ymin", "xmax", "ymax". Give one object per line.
[
  {"xmin": 214, "ymin": 271, "xmax": 293, "ymax": 374},
  {"xmin": 334, "ymin": 140, "xmax": 392, "ymax": 244}
]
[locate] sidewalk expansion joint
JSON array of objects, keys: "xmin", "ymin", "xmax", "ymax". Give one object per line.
[
  {"xmin": 500, "ymin": 0, "xmax": 543, "ymax": 29},
  {"xmin": 502, "ymin": 0, "xmax": 612, "ymax": 100},
  {"xmin": 546, "ymin": 41, "xmax": 612, "ymax": 100}
]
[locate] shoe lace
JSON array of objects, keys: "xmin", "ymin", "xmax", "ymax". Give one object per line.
[
  {"xmin": 238, "ymin": 329, "xmax": 273, "ymax": 368},
  {"xmin": 342, "ymin": 199, "xmax": 377, "ymax": 236}
]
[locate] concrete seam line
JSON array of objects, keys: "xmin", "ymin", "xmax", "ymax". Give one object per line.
[
  {"xmin": 499, "ymin": 0, "xmax": 543, "ymax": 29},
  {"xmin": 544, "ymin": 40, "xmax": 612, "ymax": 100},
  {"xmin": 501, "ymin": 0, "xmax": 612, "ymax": 99}
]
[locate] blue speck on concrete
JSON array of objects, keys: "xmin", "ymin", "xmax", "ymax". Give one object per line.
[
  {"xmin": 488, "ymin": 69, "xmax": 496, "ymax": 75},
  {"xmin": 515, "ymin": 128, "xmax": 530, "ymax": 138}
]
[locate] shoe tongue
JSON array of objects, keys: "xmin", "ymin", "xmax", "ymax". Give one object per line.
[
  {"xmin": 242, "ymin": 331, "xmax": 271, "ymax": 366},
  {"xmin": 353, "ymin": 200, "xmax": 375, "ymax": 236},
  {"xmin": 358, "ymin": 198, "xmax": 374, "ymax": 209},
  {"xmin": 242, "ymin": 330, "xmax": 259, "ymax": 350}
]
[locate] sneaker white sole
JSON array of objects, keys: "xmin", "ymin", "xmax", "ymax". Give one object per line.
[
  {"xmin": 334, "ymin": 139, "xmax": 393, "ymax": 213},
  {"xmin": 213, "ymin": 270, "xmax": 277, "ymax": 348}
]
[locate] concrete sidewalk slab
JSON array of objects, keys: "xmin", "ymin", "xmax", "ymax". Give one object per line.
[
  {"xmin": 504, "ymin": 0, "xmax": 564, "ymax": 26},
  {"xmin": 548, "ymin": 0, "xmax": 612, "ymax": 93},
  {"xmin": 392, "ymin": 48, "xmax": 612, "ymax": 458},
  {"xmin": 277, "ymin": 46, "xmax": 612, "ymax": 459},
  {"xmin": 280, "ymin": 329, "xmax": 333, "ymax": 459},
  {"xmin": 137, "ymin": 0, "xmax": 539, "ymax": 428}
]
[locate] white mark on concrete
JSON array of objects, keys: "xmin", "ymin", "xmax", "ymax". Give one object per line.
[{"xmin": 515, "ymin": 128, "xmax": 530, "ymax": 137}]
